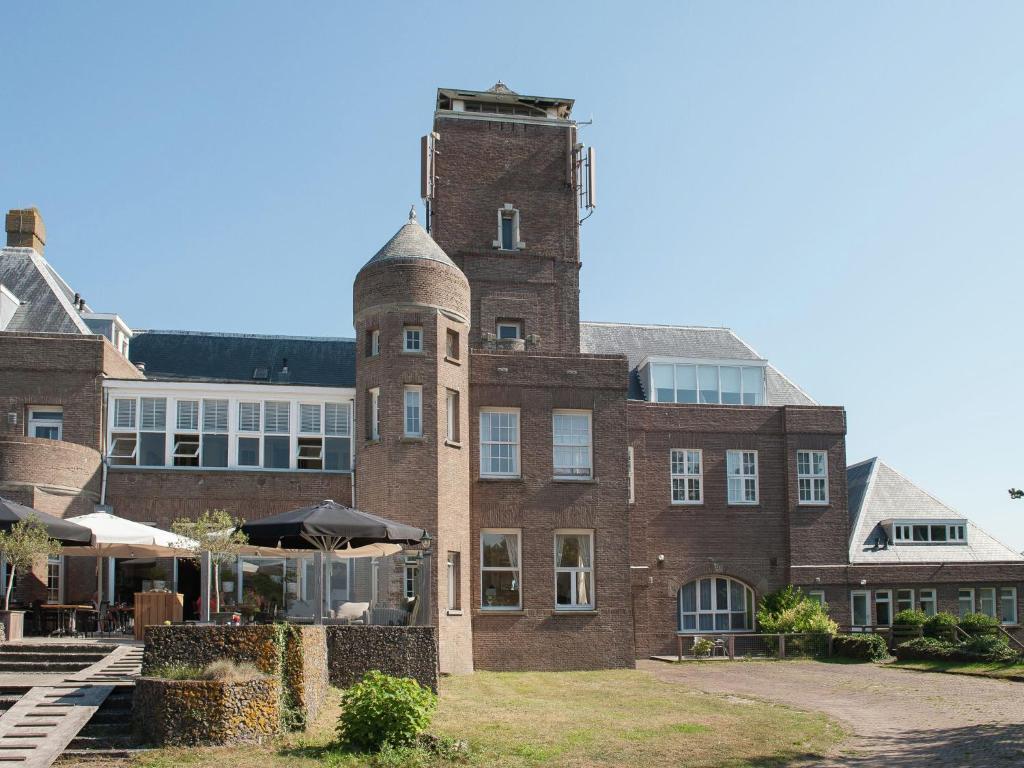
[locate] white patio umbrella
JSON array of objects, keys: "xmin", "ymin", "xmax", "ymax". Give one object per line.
[{"xmin": 61, "ymin": 512, "xmax": 198, "ymax": 605}]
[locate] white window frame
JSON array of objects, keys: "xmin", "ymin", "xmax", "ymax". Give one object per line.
[
  {"xmin": 403, "ymin": 561, "xmax": 418, "ymax": 600},
  {"xmin": 808, "ymin": 590, "xmax": 826, "ymax": 607},
  {"xmin": 1000, "ymin": 587, "xmax": 1018, "ymax": 625},
  {"xmin": 896, "ymin": 588, "xmax": 915, "ymax": 614},
  {"xmin": 679, "ymin": 576, "xmax": 755, "ymax": 633},
  {"xmin": 479, "ymin": 408, "xmax": 520, "ymax": 478},
  {"xmin": 494, "ymin": 204, "xmax": 523, "ymax": 251},
  {"xmin": 978, "ymin": 587, "xmax": 997, "ymax": 620},
  {"xmin": 445, "ymin": 390, "xmax": 458, "ymax": 443},
  {"xmin": 726, "ymin": 449, "xmax": 759, "ymax": 505},
  {"xmin": 649, "ymin": 361, "xmax": 765, "ymax": 406},
  {"xmin": 958, "ymin": 587, "xmax": 975, "ymax": 617},
  {"xmin": 446, "ymin": 552, "xmax": 459, "ymax": 611},
  {"xmin": 496, "ymin": 321, "xmax": 523, "ymax": 340},
  {"xmin": 850, "ymin": 590, "xmax": 871, "ymax": 629},
  {"xmin": 919, "ymin": 588, "xmax": 937, "ymax": 617},
  {"xmin": 553, "ymin": 529, "xmax": 594, "ymax": 611},
  {"xmin": 369, "ymin": 388, "xmax": 380, "ymax": 441},
  {"xmin": 670, "ymin": 449, "xmax": 703, "ymax": 505},
  {"xmin": 27, "ymin": 406, "xmax": 63, "ymax": 441},
  {"xmin": 46, "ymin": 555, "xmax": 63, "ymax": 604},
  {"xmin": 480, "ymin": 528, "xmax": 521, "ymax": 611},
  {"xmin": 403, "ymin": 326, "xmax": 423, "ymax": 353},
  {"xmin": 404, "ymin": 386, "xmax": 423, "ymax": 437},
  {"xmin": 875, "ymin": 589, "xmax": 893, "ymax": 626},
  {"xmin": 370, "ymin": 329, "xmax": 380, "ymax": 357},
  {"xmin": 552, "ymin": 410, "xmax": 592, "ymax": 480},
  {"xmin": 892, "ymin": 520, "xmax": 968, "ymax": 545},
  {"xmin": 796, "ymin": 449, "xmax": 829, "ymax": 505}
]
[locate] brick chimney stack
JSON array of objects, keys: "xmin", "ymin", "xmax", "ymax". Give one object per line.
[{"xmin": 5, "ymin": 208, "xmax": 46, "ymax": 254}]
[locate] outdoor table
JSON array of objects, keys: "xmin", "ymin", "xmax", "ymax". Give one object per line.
[{"xmin": 42, "ymin": 604, "xmax": 94, "ymax": 637}]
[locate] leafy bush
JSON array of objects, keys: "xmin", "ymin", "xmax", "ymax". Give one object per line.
[
  {"xmin": 832, "ymin": 633, "xmax": 889, "ymax": 661},
  {"xmin": 756, "ymin": 586, "xmax": 838, "ymax": 635},
  {"xmin": 338, "ymin": 671, "xmax": 437, "ymax": 751},
  {"xmin": 959, "ymin": 635, "xmax": 1018, "ymax": 663},
  {"xmin": 691, "ymin": 638, "xmax": 714, "ymax": 657},
  {"xmin": 923, "ymin": 612, "xmax": 959, "ymax": 639},
  {"xmin": 893, "ymin": 609, "xmax": 927, "ymax": 627},
  {"xmin": 895, "ymin": 637, "xmax": 957, "ymax": 661},
  {"xmin": 958, "ymin": 612, "xmax": 1000, "ymax": 636}
]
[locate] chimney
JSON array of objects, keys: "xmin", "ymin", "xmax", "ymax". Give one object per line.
[{"xmin": 5, "ymin": 208, "xmax": 46, "ymax": 254}]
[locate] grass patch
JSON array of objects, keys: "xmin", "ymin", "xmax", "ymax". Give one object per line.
[
  {"xmin": 890, "ymin": 658, "xmax": 1024, "ymax": 681},
  {"xmin": 124, "ymin": 669, "xmax": 843, "ymax": 768}
]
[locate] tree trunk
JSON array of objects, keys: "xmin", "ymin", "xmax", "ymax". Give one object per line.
[{"xmin": 4, "ymin": 569, "xmax": 14, "ymax": 611}]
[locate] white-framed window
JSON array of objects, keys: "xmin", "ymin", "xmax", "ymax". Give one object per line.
[
  {"xmin": 978, "ymin": 587, "xmax": 997, "ymax": 619},
  {"xmin": 1000, "ymin": 587, "xmax": 1018, "ymax": 625},
  {"xmin": 173, "ymin": 400, "xmax": 200, "ymax": 468},
  {"xmin": 446, "ymin": 390, "xmax": 459, "ymax": 443},
  {"xmin": 445, "ymin": 329, "xmax": 460, "ymax": 360},
  {"xmin": 27, "ymin": 407, "xmax": 63, "ymax": 440},
  {"xmin": 627, "ymin": 446, "xmax": 635, "ymax": 504},
  {"xmin": 446, "ymin": 552, "xmax": 460, "ymax": 611},
  {"xmin": 480, "ymin": 529, "xmax": 520, "ymax": 610},
  {"xmin": 138, "ymin": 397, "xmax": 167, "ymax": 466},
  {"xmin": 496, "ymin": 321, "xmax": 523, "ymax": 340},
  {"xmin": 919, "ymin": 588, "xmax": 937, "ymax": 617},
  {"xmin": 46, "ymin": 556, "xmax": 63, "ymax": 603},
  {"xmin": 404, "ymin": 386, "xmax": 422, "ymax": 437},
  {"xmin": 797, "ymin": 449, "xmax": 828, "ymax": 504},
  {"xmin": 892, "ymin": 521, "xmax": 968, "ymax": 544},
  {"xmin": 370, "ymin": 329, "xmax": 380, "ymax": 357},
  {"xmin": 726, "ymin": 450, "xmax": 758, "ymax": 504},
  {"xmin": 552, "ymin": 410, "xmax": 592, "ymax": 479},
  {"xmin": 201, "ymin": 398, "xmax": 229, "ymax": 468},
  {"xmin": 850, "ymin": 590, "xmax": 871, "ymax": 629},
  {"xmin": 369, "ymin": 388, "xmax": 380, "ymax": 441},
  {"xmin": 297, "ymin": 403, "xmax": 323, "ymax": 470},
  {"xmin": 650, "ymin": 363, "xmax": 764, "ymax": 405},
  {"xmin": 479, "ymin": 408, "xmax": 519, "ymax": 477},
  {"xmin": 670, "ymin": 449, "xmax": 702, "ymax": 504},
  {"xmin": 958, "ymin": 588, "xmax": 975, "ymax": 617},
  {"xmin": 808, "ymin": 590, "xmax": 826, "ymax": 607},
  {"xmin": 875, "ymin": 589, "xmax": 892, "ymax": 626},
  {"xmin": 679, "ymin": 576, "xmax": 754, "ymax": 632},
  {"xmin": 554, "ymin": 530, "xmax": 594, "ymax": 610},
  {"xmin": 113, "ymin": 397, "xmax": 136, "ymax": 430},
  {"xmin": 896, "ymin": 588, "xmax": 915, "ymax": 614},
  {"xmin": 403, "ymin": 326, "xmax": 423, "ymax": 353},
  {"xmin": 403, "ymin": 561, "xmax": 418, "ymax": 600},
  {"xmin": 494, "ymin": 205, "xmax": 522, "ymax": 251}
]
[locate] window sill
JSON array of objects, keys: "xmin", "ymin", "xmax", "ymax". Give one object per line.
[
  {"xmin": 670, "ymin": 501, "xmax": 704, "ymax": 507},
  {"xmin": 476, "ymin": 609, "xmax": 525, "ymax": 615},
  {"xmin": 444, "ymin": 440, "xmax": 463, "ymax": 449},
  {"xmin": 477, "ymin": 476, "xmax": 524, "ymax": 483},
  {"xmin": 727, "ymin": 503, "xmax": 760, "ymax": 508},
  {"xmin": 444, "ymin": 355, "xmax": 462, "ymax": 366},
  {"xmin": 797, "ymin": 502, "xmax": 831, "ymax": 508},
  {"xmin": 552, "ymin": 609, "xmax": 598, "ymax": 616},
  {"xmin": 401, "ymin": 350, "xmax": 426, "ymax": 356},
  {"xmin": 364, "ymin": 438, "xmax": 382, "ymax": 446},
  {"xmin": 445, "ymin": 609, "xmax": 464, "ymax": 616},
  {"xmin": 399, "ymin": 436, "xmax": 426, "ymax": 444},
  {"xmin": 552, "ymin": 477, "xmax": 597, "ymax": 484}
]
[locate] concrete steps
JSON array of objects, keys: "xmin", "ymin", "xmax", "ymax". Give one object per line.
[
  {"xmin": 0, "ymin": 684, "xmax": 113, "ymax": 767},
  {"xmin": 58, "ymin": 687, "xmax": 140, "ymax": 764},
  {"xmin": 0, "ymin": 646, "xmax": 115, "ymax": 677}
]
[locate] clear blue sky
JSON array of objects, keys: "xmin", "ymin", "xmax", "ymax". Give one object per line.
[{"xmin": 3, "ymin": 2, "xmax": 1022, "ymax": 549}]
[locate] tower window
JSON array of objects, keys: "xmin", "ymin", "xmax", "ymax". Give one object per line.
[
  {"xmin": 494, "ymin": 205, "xmax": 523, "ymax": 251},
  {"xmin": 403, "ymin": 326, "xmax": 423, "ymax": 353},
  {"xmin": 496, "ymin": 321, "xmax": 523, "ymax": 340}
]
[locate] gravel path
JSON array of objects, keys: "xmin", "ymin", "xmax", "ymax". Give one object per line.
[{"xmin": 641, "ymin": 659, "xmax": 1024, "ymax": 766}]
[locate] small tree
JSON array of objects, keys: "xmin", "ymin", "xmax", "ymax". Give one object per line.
[
  {"xmin": 171, "ymin": 509, "xmax": 248, "ymax": 613},
  {"xmin": 0, "ymin": 515, "xmax": 63, "ymax": 611},
  {"xmin": 757, "ymin": 585, "xmax": 839, "ymax": 635}
]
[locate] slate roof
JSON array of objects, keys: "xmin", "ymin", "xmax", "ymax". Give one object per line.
[
  {"xmin": 579, "ymin": 321, "xmax": 817, "ymax": 405},
  {"xmin": 360, "ymin": 212, "xmax": 459, "ymax": 272},
  {"xmin": 847, "ymin": 458, "xmax": 1023, "ymax": 563},
  {"xmin": 129, "ymin": 330, "xmax": 356, "ymax": 388},
  {"xmin": 0, "ymin": 247, "xmax": 91, "ymax": 334}
]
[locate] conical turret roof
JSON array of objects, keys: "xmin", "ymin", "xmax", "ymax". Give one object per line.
[{"xmin": 362, "ymin": 208, "xmax": 458, "ymax": 271}]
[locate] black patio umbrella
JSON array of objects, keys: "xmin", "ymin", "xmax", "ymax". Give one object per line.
[
  {"xmin": 239, "ymin": 500, "xmax": 428, "ymax": 624},
  {"xmin": 0, "ymin": 497, "xmax": 93, "ymax": 545}
]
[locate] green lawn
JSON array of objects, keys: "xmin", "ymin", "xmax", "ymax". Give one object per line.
[
  {"xmin": 890, "ymin": 658, "xmax": 1024, "ymax": 681},
  {"xmin": 126, "ymin": 669, "xmax": 844, "ymax": 768}
]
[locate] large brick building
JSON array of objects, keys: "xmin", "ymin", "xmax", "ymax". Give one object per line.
[{"xmin": 2, "ymin": 83, "xmax": 1022, "ymax": 669}]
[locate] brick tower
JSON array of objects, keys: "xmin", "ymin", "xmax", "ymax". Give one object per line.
[
  {"xmin": 426, "ymin": 83, "xmax": 582, "ymax": 354},
  {"xmin": 353, "ymin": 209, "xmax": 473, "ymax": 674}
]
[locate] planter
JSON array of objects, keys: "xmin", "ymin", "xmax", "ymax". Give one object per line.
[
  {"xmin": 0, "ymin": 610, "xmax": 25, "ymax": 641},
  {"xmin": 133, "ymin": 675, "xmax": 280, "ymax": 746}
]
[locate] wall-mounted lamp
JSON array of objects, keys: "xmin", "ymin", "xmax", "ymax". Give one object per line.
[{"xmin": 657, "ymin": 554, "xmax": 665, "ymax": 562}]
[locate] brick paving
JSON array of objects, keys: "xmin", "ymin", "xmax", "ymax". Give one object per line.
[{"xmin": 642, "ymin": 659, "xmax": 1024, "ymax": 766}]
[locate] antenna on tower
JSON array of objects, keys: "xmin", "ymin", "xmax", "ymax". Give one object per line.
[{"xmin": 574, "ymin": 140, "xmax": 596, "ymax": 223}]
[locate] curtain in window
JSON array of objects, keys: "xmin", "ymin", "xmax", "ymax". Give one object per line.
[
  {"xmin": 501, "ymin": 534, "xmax": 519, "ymax": 568},
  {"xmin": 575, "ymin": 535, "xmax": 591, "ymax": 605}
]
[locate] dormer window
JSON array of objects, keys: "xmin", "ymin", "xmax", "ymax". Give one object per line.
[
  {"xmin": 892, "ymin": 521, "xmax": 967, "ymax": 544},
  {"xmin": 649, "ymin": 362, "xmax": 764, "ymax": 405},
  {"xmin": 494, "ymin": 205, "xmax": 523, "ymax": 251}
]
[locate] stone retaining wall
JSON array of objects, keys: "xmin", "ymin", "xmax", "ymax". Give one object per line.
[
  {"xmin": 134, "ymin": 676, "xmax": 280, "ymax": 746},
  {"xmin": 326, "ymin": 625, "xmax": 438, "ymax": 692}
]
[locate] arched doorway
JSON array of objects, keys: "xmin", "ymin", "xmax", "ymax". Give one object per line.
[{"xmin": 679, "ymin": 576, "xmax": 755, "ymax": 632}]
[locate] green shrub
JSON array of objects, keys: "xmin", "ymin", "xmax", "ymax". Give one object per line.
[
  {"xmin": 893, "ymin": 609, "xmax": 927, "ymax": 627},
  {"xmin": 959, "ymin": 635, "xmax": 1018, "ymax": 663},
  {"xmin": 832, "ymin": 633, "xmax": 889, "ymax": 661},
  {"xmin": 338, "ymin": 671, "xmax": 437, "ymax": 751},
  {"xmin": 895, "ymin": 637, "xmax": 957, "ymax": 661},
  {"xmin": 756, "ymin": 586, "xmax": 838, "ymax": 635},
  {"xmin": 958, "ymin": 612, "xmax": 999, "ymax": 636},
  {"xmin": 691, "ymin": 637, "xmax": 714, "ymax": 657},
  {"xmin": 923, "ymin": 612, "xmax": 959, "ymax": 638}
]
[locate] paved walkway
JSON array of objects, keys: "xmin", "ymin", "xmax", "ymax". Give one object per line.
[{"xmin": 642, "ymin": 659, "xmax": 1024, "ymax": 766}]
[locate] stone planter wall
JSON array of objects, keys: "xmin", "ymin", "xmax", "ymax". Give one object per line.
[
  {"xmin": 134, "ymin": 676, "xmax": 279, "ymax": 746},
  {"xmin": 326, "ymin": 625, "xmax": 438, "ymax": 692},
  {"xmin": 284, "ymin": 625, "xmax": 329, "ymax": 725}
]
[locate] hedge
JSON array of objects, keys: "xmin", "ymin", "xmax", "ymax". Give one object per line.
[
  {"xmin": 832, "ymin": 633, "xmax": 889, "ymax": 661},
  {"xmin": 895, "ymin": 635, "xmax": 1021, "ymax": 664}
]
